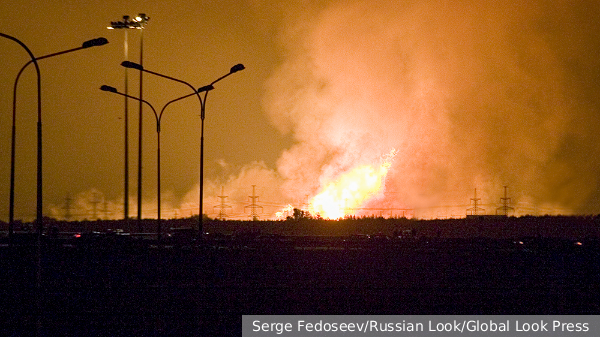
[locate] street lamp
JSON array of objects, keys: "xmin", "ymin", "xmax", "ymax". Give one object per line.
[
  {"xmin": 1, "ymin": 33, "xmax": 41, "ymax": 239},
  {"xmin": 120, "ymin": 61, "xmax": 244, "ymax": 239},
  {"xmin": 100, "ymin": 85, "xmax": 213, "ymax": 241},
  {"xmin": 1, "ymin": 34, "xmax": 108, "ymax": 335},
  {"xmin": 8, "ymin": 37, "xmax": 108, "ymax": 241},
  {"xmin": 1, "ymin": 32, "xmax": 42, "ymax": 334},
  {"xmin": 107, "ymin": 14, "xmax": 149, "ymax": 228}
]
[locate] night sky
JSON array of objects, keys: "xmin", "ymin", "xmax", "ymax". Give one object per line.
[{"xmin": 2, "ymin": 0, "xmax": 600, "ymax": 221}]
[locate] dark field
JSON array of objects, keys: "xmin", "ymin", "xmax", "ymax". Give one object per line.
[{"xmin": 1, "ymin": 216, "xmax": 599, "ymax": 335}]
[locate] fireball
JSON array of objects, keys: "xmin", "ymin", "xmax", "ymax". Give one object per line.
[{"xmin": 310, "ymin": 149, "xmax": 396, "ymax": 219}]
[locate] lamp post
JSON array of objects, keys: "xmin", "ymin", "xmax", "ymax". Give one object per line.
[
  {"xmin": 8, "ymin": 37, "xmax": 108, "ymax": 241},
  {"xmin": 107, "ymin": 16, "xmax": 132, "ymax": 225},
  {"xmin": 1, "ymin": 32, "xmax": 41, "ymax": 233},
  {"xmin": 120, "ymin": 61, "xmax": 245, "ymax": 240},
  {"xmin": 1, "ymin": 32, "xmax": 42, "ymax": 335},
  {"xmin": 108, "ymin": 14, "xmax": 149, "ymax": 229},
  {"xmin": 100, "ymin": 85, "xmax": 213, "ymax": 241}
]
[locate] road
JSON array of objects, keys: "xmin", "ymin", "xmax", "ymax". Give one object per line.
[{"xmin": 1, "ymin": 235, "xmax": 598, "ymax": 335}]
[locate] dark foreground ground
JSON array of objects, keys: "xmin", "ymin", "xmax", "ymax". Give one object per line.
[{"xmin": 1, "ymin": 233, "xmax": 599, "ymax": 336}]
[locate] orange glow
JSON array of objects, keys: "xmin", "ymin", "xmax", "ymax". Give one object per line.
[
  {"xmin": 275, "ymin": 204, "xmax": 294, "ymax": 219},
  {"xmin": 310, "ymin": 149, "xmax": 396, "ymax": 219}
]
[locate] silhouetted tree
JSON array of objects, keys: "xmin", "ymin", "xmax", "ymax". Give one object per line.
[{"xmin": 287, "ymin": 208, "xmax": 310, "ymax": 221}]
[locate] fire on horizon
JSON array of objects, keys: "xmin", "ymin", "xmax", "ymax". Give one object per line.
[{"xmin": 1, "ymin": 0, "xmax": 600, "ymax": 222}]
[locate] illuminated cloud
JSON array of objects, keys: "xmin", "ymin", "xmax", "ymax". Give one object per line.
[
  {"xmin": 27, "ymin": 0, "xmax": 600, "ymax": 221},
  {"xmin": 262, "ymin": 0, "xmax": 600, "ymax": 216}
]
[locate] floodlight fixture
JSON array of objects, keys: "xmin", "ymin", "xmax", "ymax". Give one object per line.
[{"xmin": 108, "ymin": 14, "xmax": 149, "ymax": 30}]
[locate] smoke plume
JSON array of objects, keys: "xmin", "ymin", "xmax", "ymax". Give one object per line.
[
  {"xmin": 261, "ymin": 0, "xmax": 600, "ymax": 216},
  {"xmin": 49, "ymin": 1, "xmax": 600, "ymax": 220}
]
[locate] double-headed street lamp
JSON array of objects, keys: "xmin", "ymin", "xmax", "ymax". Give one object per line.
[
  {"xmin": 100, "ymin": 85, "xmax": 214, "ymax": 240},
  {"xmin": 1, "ymin": 33, "xmax": 106, "ymax": 334},
  {"xmin": 1, "ymin": 35, "xmax": 42, "ymax": 308},
  {"xmin": 8, "ymin": 37, "xmax": 108, "ymax": 240},
  {"xmin": 107, "ymin": 14, "xmax": 149, "ymax": 227},
  {"xmin": 120, "ymin": 61, "xmax": 244, "ymax": 239}
]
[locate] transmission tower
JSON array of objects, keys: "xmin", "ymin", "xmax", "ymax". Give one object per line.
[
  {"xmin": 302, "ymin": 194, "xmax": 310, "ymax": 212},
  {"xmin": 496, "ymin": 185, "xmax": 514, "ymax": 216},
  {"xmin": 214, "ymin": 186, "xmax": 232, "ymax": 220},
  {"xmin": 63, "ymin": 194, "xmax": 73, "ymax": 221},
  {"xmin": 90, "ymin": 192, "xmax": 102, "ymax": 220},
  {"xmin": 466, "ymin": 188, "xmax": 485, "ymax": 216},
  {"xmin": 244, "ymin": 185, "xmax": 263, "ymax": 221},
  {"xmin": 102, "ymin": 200, "xmax": 111, "ymax": 220}
]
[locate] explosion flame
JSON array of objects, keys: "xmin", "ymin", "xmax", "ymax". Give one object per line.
[{"xmin": 310, "ymin": 149, "xmax": 397, "ymax": 219}]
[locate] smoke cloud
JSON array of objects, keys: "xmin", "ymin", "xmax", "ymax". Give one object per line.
[
  {"xmin": 261, "ymin": 0, "xmax": 600, "ymax": 216},
  {"xmin": 48, "ymin": 1, "xmax": 600, "ymax": 220},
  {"xmin": 48, "ymin": 161, "xmax": 288, "ymax": 221}
]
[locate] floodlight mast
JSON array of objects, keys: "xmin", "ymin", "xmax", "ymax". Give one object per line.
[{"xmin": 108, "ymin": 14, "xmax": 149, "ymax": 228}]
